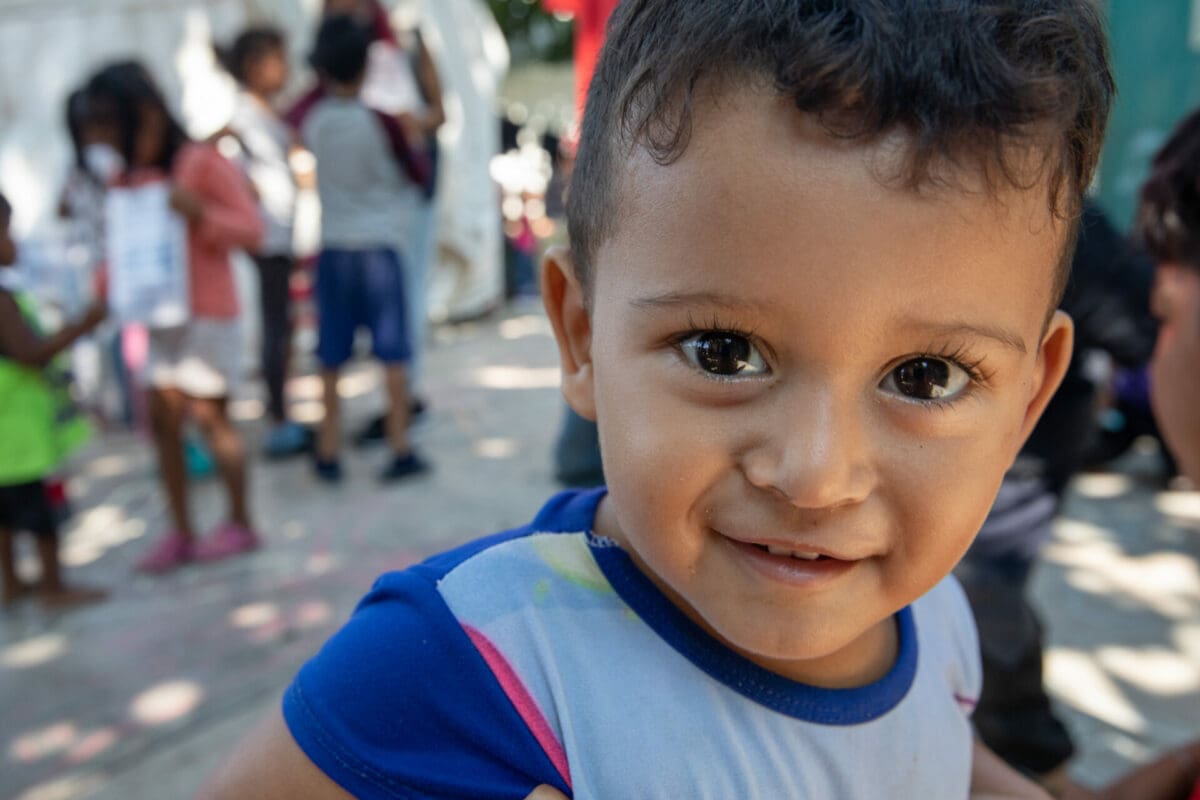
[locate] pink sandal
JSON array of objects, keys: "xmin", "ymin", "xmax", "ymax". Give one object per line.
[
  {"xmin": 193, "ymin": 522, "xmax": 260, "ymax": 562},
  {"xmin": 136, "ymin": 533, "xmax": 194, "ymax": 573}
]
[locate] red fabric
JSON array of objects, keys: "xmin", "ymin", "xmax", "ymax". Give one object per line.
[
  {"xmin": 366, "ymin": 0, "xmax": 397, "ymax": 45},
  {"xmin": 284, "ymin": 84, "xmax": 327, "ymax": 132},
  {"xmin": 542, "ymin": 0, "xmax": 620, "ymax": 129},
  {"xmin": 371, "ymin": 109, "xmax": 432, "ymax": 188},
  {"xmin": 1188, "ymin": 776, "xmax": 1200, "ymax": 800}
]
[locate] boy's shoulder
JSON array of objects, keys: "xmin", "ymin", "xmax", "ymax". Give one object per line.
[{"xmin": 281, "ymin": 491, "xmax": 601, "ymax": 799}]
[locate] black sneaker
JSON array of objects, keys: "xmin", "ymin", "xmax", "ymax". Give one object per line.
[
  {"xmin": 313, "ymin": 456, "xmax": 343, "ymax": 483},
  {"xmin": 353, "ymin": 415, "xmax": 387, "ymax": 448},
  {"xmin": 378, "ymin": 451, "xmax": 431, "ymax": 483},
  {"xmin": 353, "ymin": 400, "xmax": 429, "ymax": 448}
]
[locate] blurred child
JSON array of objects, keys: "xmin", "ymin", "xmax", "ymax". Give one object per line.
[
  {"xmin": 291, "ymin": 0, "xmax": 445, "ymax": 445},
  {"xmin": 201, "ymin": 1, "xmax": 1111, "ymax": 796},
  {"xmin": 84, "ymin": 62, "xmax": 264, "ymax": 573},
  {"xmin": 218, "ymin": 27, "xmax": 309, "ymax": 459},
  {"xmin": 1137, "ymin": 107, "xmax": 1200, "ymax": 486},
  {"xmin": 59, "ymin": 86, "xmax": 132, "ymax": 429},
  {"xmin": 0, "ymin": 192, "xmax": 107, "ymax": 609},
  {"xmin": 300, "ymin": 16, "xmax": 429, "ymax": 483}
]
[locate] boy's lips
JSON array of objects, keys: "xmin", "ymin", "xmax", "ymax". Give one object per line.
[
  {"xmin": 710, "ymin": 532, "xmax": 873, "ymax": 587},
  {"xmin": 718, "ymin": 533, "xmax": 862, "ymax": 587},
  {"xmin": 714, "ymin": 529, "xmax": 873, "ymax": 563}
]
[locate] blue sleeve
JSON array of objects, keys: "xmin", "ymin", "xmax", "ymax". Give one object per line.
[{"xmin": 282, "ymin": 567, "xmax": 571, "ymax": 800}]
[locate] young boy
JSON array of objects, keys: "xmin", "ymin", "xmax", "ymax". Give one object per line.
[
  {"xmin": 202, "ymin": 1, "xmax": 1111, "ymax": 797},
  {"xmin": 302, "ymin": 15, "xmax": 430, "ymax": 483},
  {"xmin": 0, "ymin": 193, "xmax": 108, "ymax": 609}
]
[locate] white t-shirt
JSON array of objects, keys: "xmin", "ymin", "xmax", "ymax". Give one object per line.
[
  {"xmin": 228, "ymin": 91, "xmax": 296, "ymax": 256},
  {"xmin": 283, "ymin": 488, "xmax": 983, "ymax": 799}
]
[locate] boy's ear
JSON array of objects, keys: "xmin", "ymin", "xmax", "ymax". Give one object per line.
[
  {"xmin": 541, "ymin": 246, "xmax": 597, "ymax": 421},
  {"xmin": 1016, "ymin": 310, "xmax": 1074, "ymax": 444}
]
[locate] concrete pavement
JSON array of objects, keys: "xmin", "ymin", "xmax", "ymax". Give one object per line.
[{"xmin": 1, "ymin": 299, "xmax": 1198, "ymax": 799}]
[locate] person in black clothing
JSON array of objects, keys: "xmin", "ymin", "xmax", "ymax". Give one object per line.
[{"xmin": 955, "ymin": 199, "xmax": 1159, "ymax": 789}]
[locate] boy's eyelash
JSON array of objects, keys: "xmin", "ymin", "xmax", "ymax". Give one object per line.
[
  {"xmin": 671, "ymin": 312, "xmax": 763, "ymax": 343},
  {"xmin": 920, "ymin": 343, "xmax": 994, "ymax": 386},
  {"xmin": 667, "ymin": 312, "xmax": 769, "ymax": 353}
]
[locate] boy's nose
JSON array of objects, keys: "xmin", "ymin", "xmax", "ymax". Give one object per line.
[{"xmin": 741, "ymin": 386, "xmax": 875, "ymax": 511}]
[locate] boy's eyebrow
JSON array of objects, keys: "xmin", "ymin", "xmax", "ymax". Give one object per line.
[
  {"xmin": 630, "ymin": 291, "xmax": 767, "ymax": 314},
  {"xmin": 902, "ymin": 318, "xmax": 1028, "ymax": 354},
  {"xmin": 631, "ymin": 293, "xmax": 1028, "ymax": 354}
]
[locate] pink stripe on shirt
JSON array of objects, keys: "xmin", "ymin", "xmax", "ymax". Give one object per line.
[{"xmin": 463, "ymin": 624, "xmax": 572, "ymax": 790}]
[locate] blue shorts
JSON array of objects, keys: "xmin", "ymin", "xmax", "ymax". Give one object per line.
[{"xmin": 315, "ymin": 248, "xmax": 411, "ymax": 368}]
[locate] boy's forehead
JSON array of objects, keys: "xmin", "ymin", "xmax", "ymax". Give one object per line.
[
  {"xmin": 602, "ymin": 85, "xmax": 1067, "ymax": 293},
  {"xmin": 593, "ymin": 87, "xmax": 1068, "ymax": 331}
]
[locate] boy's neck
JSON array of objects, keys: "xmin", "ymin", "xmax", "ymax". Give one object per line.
[{"xmin": 327, "ymin": 79, "xmax": 364, "ymax": 99}]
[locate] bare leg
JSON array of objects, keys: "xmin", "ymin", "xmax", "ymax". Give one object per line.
[
  {"xmin": 35, "ymin": 534, "xmax": 106, "ymax": 609},
  {"xmin": 148, "ymin": 387, "xmax": 192, "ymax": 537},
  {"xmin": 0, "ymin": 527, "xmax": 33, "ymax": 605},
  {"xmin": 383, "ymin": 364, "xmax": 412, "ymax": 455},
  {"xmin": 192, "ymin": 396, "xmax": 251, "ymax": 527},
  {"xmin": 317, "ymin": 368, "xmax": 341, "ymax": 461}
]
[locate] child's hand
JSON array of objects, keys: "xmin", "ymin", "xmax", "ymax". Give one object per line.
[
  {"xmin": 394, "ymin": 111, "xmax": 425, "ymax": 144},
  {"xmin": 169, "ymin": 185, "xmax": 205, "ymax": 223},
  {"xmin": 81, "ymin": 299, "xmax": 108, "ymax": 330}
]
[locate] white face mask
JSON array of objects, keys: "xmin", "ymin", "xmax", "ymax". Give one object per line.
[{"xmin": 83, "ymin": 143, "xmax": 124, "ymax": 183}]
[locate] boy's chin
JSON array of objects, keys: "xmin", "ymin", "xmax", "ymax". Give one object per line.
[{"xmin": 711, "ymin": 613, "xmax": 897, "ymax": 688}]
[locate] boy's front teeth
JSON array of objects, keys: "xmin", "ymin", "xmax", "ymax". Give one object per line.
[{"xmin": 765, "ymin": 545, "xmax": 822, "ymax": 560}]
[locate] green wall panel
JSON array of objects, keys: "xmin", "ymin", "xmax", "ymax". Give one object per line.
[{"xmin": 1097, "ymin": 0, "xmax": 1200, "ymax": 229}]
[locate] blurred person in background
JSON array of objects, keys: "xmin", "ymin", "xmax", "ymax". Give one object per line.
[
  {"xmin": 0, "ymin": 191, "xmax": 108, "ymax": 609},
  {"xmin": 59, "ymin": 87, "xmax": 132, "ymax": 429},
  {"xmin": 1046, "ymin": 108, "xmax": 1200, "ymax": 800},
  {"xmin": 300, "ymin": 15, "xmax": 430, "ymax": 484},
  {"xmin": 956, "ymin": 199, "xmax": 1159, "ymax": 793},
  {"xmin": 307, "ymin": 0, "xmax": 446, "ymax": 444},
  {"xmin": 85, "ymin": 62, "xmax": 265, "ymax": 573},
  {"xmin": 216, "ymin": 26, "xmax": 310, "ymax": 459},
  {"xmin": 1136, "ymin": 107, "xmax": 1200, "ymax": 486}
]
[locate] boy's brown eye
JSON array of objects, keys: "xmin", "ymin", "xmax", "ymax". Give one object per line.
[
  {"xmin": 885, "ymin": 358, "xmax": 969, "ymax": 401},
  {"xmin": 679, "ymin": 332, "xmax": 768, "ymax": 377}
]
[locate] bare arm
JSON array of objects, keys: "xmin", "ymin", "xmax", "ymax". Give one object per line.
[
  {"xmin": 199, "ymin": 710, "xmax": 572, "ymax": 800},
  {"xmin": 0, "ymin": 292, "xmax": 104, "ymax": 369},
  {"xmin": 413, "ymin": 36, "xmax": 445, "ymax": 135},
  {"xmin": 971, "ymin": 738, "xmax": 1054, "ymax": 800},
  {"xmin": 1062, "ymin": 739, "xmax": 1200, "ymax": 800},
  {"xmin": 196, "ymin": 709, "xmax": 355, "ymax": 800},
  {"xmin": 174, "ymin": 146, "xmax": 264, "ymax": 252}
]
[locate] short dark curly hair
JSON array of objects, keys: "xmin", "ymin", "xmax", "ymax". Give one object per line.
[
  {"xmin": 1135, "ymin": 108, "xmax": 1200, "ymax": 271},
  {"xmin": 310, "ymin": 14, "xmax": 371, "ymax": 85},
  {"xmin": 567, "ymin": 0, "xmax": 1114, "ymax": 301}
]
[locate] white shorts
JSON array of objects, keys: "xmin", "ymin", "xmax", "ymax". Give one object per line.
[{"xmin": 144, "ymin": 318, "xmax": 243, "ymax": 399}]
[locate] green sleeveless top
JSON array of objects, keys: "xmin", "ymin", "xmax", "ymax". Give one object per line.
[{"xmin": 0, "ymin": 291, "xmax": 91, "ymax": 485}]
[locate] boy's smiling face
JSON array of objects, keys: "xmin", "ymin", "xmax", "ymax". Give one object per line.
[{"xmin": 544, "ymin": 88, "xmax": 1073, "ymax": 687}]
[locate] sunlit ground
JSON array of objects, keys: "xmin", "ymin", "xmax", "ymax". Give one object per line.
[
  {"xmin": 1, "ymin": 302, "xmax": 566, "ymax": 799},
  {"xmin": 1037, "ymin": 444, "xmax": 1200, "ymax": 787}
]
